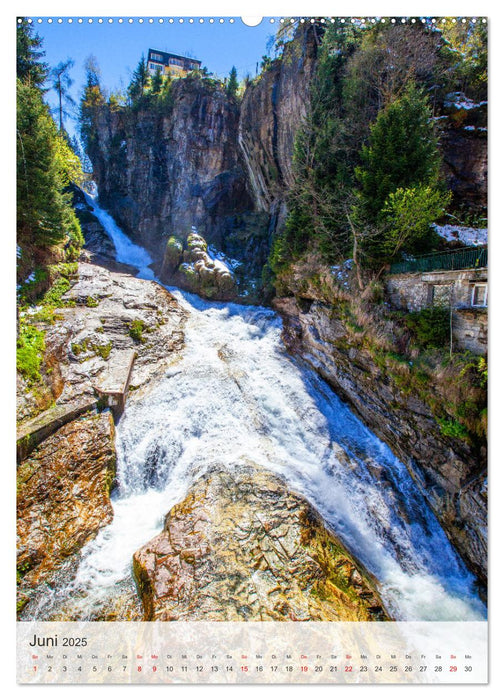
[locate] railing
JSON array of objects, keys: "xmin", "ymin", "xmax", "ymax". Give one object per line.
[{"xmin": 389, "ymin": 246, "xmax": 487, "ymax": 275}]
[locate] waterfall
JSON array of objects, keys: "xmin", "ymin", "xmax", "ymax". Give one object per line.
[{"xmin": 22, "ymin": 192, "xmax": 486, "ymax": 622}]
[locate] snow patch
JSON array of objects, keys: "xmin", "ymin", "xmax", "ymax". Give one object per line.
[
  {"xmin": 208, "ymin": 245, "xmax": 242, "ymax": 273},
  {"xmin": 444, "ymin": 92, "xmax": 487, "ymax": 111},
  {"xmin": 434, "ymin": 224, "xmax": 487, "ymax": 247}
]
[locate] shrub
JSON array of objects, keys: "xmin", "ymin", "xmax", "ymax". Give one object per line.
[
  {"xmin": 94, "ymin": 342, "xmax": 112, "ymax": 360},
  {"xmin": 404, "ymin": 307, "xmax": 450, "ymax": 348}
]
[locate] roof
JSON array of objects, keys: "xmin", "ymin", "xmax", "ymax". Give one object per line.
[{"xmin": 147, "ymin": 48, "xmax": 201, "ymax": 66}]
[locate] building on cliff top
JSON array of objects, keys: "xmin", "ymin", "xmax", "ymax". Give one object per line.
[{"xmin": 147, "ymin": 49, "xmax": 201, "ymax": 78}]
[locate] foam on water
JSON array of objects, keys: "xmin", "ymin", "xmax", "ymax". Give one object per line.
[
  {"xmin": 84, "ymin": 189, "xmax": 155, "ymax": 280},
  {"xmin": 23, "ymin": 195, "xmax": 486, "ymax": 622}
]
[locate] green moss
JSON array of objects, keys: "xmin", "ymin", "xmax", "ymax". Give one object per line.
[
  {"xmin": 86, "ymin": 296, "xmax": 99, "ymax": 308},
  {"xmin": 128, "ymin": 319, "xmax": 146, "ymax": 344},
  {"xmin": 93, "ymin": 341, "xmax": 112, "ymax": 360},
  {"xmin": 71, "ymin": 340, "xmax": 88, "ymax": 356},
  {"xmin": 404, "ymin": 307, "xmax": 451, "ymax": 349},
  {"xmin": 17, "ymin": 597, "xmax": 29, "ymax": 614},
  {"xmin": 437, "ymin": 417, "xmax": 470, "ymax": 440},
  {"xmin": 16, "ymin": 324, "xmax": 45, "ymax": 382},
  {"xmin": 72, "ymin": 339, "xmax": 112, "ymax": 360}
]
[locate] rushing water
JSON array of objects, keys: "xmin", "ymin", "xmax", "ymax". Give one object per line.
[{"xmin": 23, "ymin": 193, "xmax": 486, "ymax": 622}]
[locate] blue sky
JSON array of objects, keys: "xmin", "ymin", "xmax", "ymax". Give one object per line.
[{"xmin": 32, "ymin": 17, "xmax": 280, "ymax": 135}]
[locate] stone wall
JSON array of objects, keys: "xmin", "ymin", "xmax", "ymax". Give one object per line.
[{"xmin": 386, "ymin": 268, "xmax": 488, "ymax": 354}]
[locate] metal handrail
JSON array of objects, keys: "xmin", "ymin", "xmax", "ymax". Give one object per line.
[{"xmin": 390, "ymin": 246, "xmax": 487, "ymax": 274}]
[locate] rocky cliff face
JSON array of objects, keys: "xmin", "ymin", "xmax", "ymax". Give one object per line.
[
  {"xmin": 439, "ymin": 95, "xmax": 487, "ymax": 210},
  {"xmin": 87, "ymin": 29, "xmax": 318, "ymax": 296},
  {"xmin": 273, "ymin": 294, "xmax": 487, "ymax": 588},
  {"xmin": 88, "ymin": 79, "xmax": 258, "ymax": 273},
  {"xmin": 238, "ymin": 26, "xmax": 318, "ymax": 215},
  {"xmin": 133, "ymin": 464, "xmax": 389, "ymax": 622}
]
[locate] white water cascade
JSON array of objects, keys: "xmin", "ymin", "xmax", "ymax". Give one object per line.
[{"xmin": 24, "ymin": 193, "xmax": 486, "ymax": 622}]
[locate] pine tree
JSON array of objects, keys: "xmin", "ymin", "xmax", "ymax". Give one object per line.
[
  {"xmin": 355, "ymin": 82, "xmax": 441, "ymax": 225},
  {"xmin": 80, "ymin": 56, "xmax": 105, "ymax": 157},
  {"xmin": 17, "ymin": 26, "xmax": 83, "ymax": 283},
  {"xmin": 150, "ymin": 66, "xmax": 163, "ymax": 94},
  {"xmin": 354, "ymin": 82, "xmax": 447, "ymax": 265},
  {"xmin": 16, "ymin": 20, "xmax": 47, "ymax": 88},
  {"xmin": 227, "ymin": 66, "xmax": 238, "ymax": 98},
  {"xmin": 128, "ymin": 56, "xmax": 148, "ymax": 105},
  {"xmin": 50, "ymin": 59, "xmax": 75, "ymax": 132}
]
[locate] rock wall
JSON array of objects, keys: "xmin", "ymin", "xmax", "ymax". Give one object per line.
[
  {"xmin": 87, "ymin": 28, "xmax": 319, "ymax": 292},
  {"xmin": 439, "ymin": 97, "xmax": 488, "ymax": 210},
  {"xmin": 238, "ymin": 25, "xmax": 318, "ymax": 217},
  {"xmin": 88, "ymin": 78, "xmax": 254, "ymax": 263},
  {"xmin": 133, "ymin": 464, "xmax": 389, "ymax": 621},
  {"xmin": 273, "ymin": 295, "xmax": 487, "ymax": 588}
]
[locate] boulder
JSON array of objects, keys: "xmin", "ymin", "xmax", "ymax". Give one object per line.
[
  {"xmin": 133, "ymin": 465, "xmax": 389, "ymax": 622},
  {"xmin": 17, "ymin": 411, "xmax": 116, "ymax": 613},
  {"xmin": 165, "ymin": 231, "xmax": 237, "ymax": 301}
]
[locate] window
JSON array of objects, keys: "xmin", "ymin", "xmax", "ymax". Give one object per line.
[
  {"xmin": 148, "ymin": 62, "xmax": 163, "ymax": 73},
  {"xmin": 430, "ymin": 284, "xmax": 452, "ymax": 307},
  {"xmin": 471, "ymin": 284, "xmax": 488, "ymax": 307},
  {"xmin": 151, "ymin": 53, "xmax": 164, "ymax": 62},
  {"xmin": 169, "ymin": 58, "xmax": 184, "ymax": 67}
]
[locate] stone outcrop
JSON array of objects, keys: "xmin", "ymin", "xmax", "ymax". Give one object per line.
[
  {"xmin": 16, "ymin": 262, "xmax": 187, "ymax": 424},
  {"xmin": 17, "ymin": 411, "xmax": 116, "ymax": 612},
  {"xmin": 163, "ymin": 232, "xmax": 236, "ymax": 300},
  {"xmin": 439, "ymin": 94, "xmax": 487, "ymax": 210},
  {"xmin": 238, "ymin": 25, "xmax": 318, "ymax": 214},
  {"xmin": 273, "ymin": 294, "xmax": 487, "ymax": 588},
  {"xmin": 88, "ymin": 78, "xmax": 255, "ymax": 263},
  {"xmin": 133, "ymin": 465, "xmax": 389, "ymax": 622}
]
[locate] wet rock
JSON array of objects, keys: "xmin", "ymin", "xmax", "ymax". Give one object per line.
[
  {"xmin": 17, "ymin": 411, "xmax": 116, "ymax": 612},
  {"xmin": 133, "ymin": 465, "xmax": 389, "ymax": 622}
]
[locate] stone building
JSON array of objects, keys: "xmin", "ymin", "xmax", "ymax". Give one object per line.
[{"xmin": 386, "ymin": 264, "xmax": 488, "ymax": 355}]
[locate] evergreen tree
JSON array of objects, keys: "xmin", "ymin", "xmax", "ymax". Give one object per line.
[
  {"xmin": 271, "ymin": 23, "xmax": 364, "ymax": 271},
  {"xmin": 17, "ymin": 80, "xmax": 83, "ymax": 269},
  {"xmin": 16, "ymin": 20, "xmax": 47, "ymax": 88},
  {"xmin": 353, "ymin": 82, "xmax": 447, "ymax": 265},
  {"xmin": 17, "ymin": 25, "xmax": 84, "ymax": 282},
  {"xmin": 128, "ymin": 56, "xmax": 148, "ymax": 105},
  {"xmin": 355, "ymin": 82, "xmax": 442, "ymax": 224},
  {"xmin": 50, "ymin": 59, "xmax": 75, "ymax": 132},
  {"xmin": 227, "ymin": 66, "xmax": 239, "ymax": 98},
  {"xmin": 80, "ymin": 56, "xmax": 105, "ymax": 157},
  {"xmin": 150, "ymin": 66, "xmax": 163, "ymax": 94}
]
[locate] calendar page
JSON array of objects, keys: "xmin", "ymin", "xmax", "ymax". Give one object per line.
[{"xmin": 15, "ymin": 9, "xmax": 488, "ymax": 685}]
